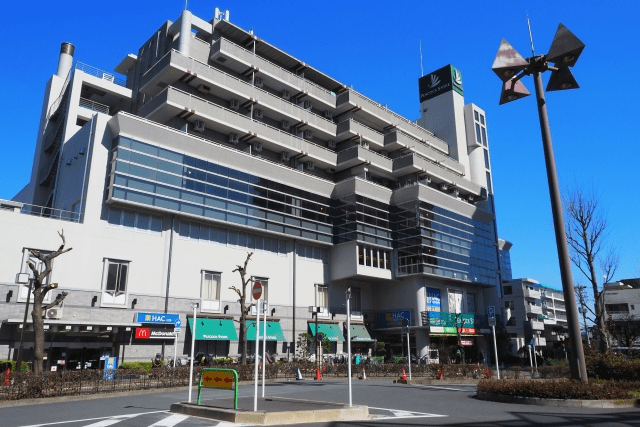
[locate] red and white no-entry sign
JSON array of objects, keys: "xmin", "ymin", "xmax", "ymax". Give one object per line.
[{"xmin": 252, "ymin": 281, "xmax": 262, "ymax": 300}]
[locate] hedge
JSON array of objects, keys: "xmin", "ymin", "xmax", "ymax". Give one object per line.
[{"xmin": 477, "ymin": 379, "xmax": 640, "ymax": 400}]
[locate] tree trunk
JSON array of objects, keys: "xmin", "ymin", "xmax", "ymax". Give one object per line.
[
  {"xmin": 240, "ymin": 296, "xmax": 247, "ymax": 365},
  {"xmin": 31, "ymin": 288, "xmax": 46, "ymax": 374}
]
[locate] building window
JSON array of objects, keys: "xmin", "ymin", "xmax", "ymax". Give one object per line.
[
  {"xmin": 350, "ymin": 287, "xmax": 362, "ymax": 317},
  {"xmin": 474, "ymin": 111, "xmax": 479, "ymax": 121},
  {"xmin": 504, "ymin": 286, "xmax": 513, "ymax": 295},
  {"xmin": 475, "ymin": 124, "xmax": 481, "ymax": 143},
  {"xmin": 605, "ymin": 303, "xmax": 629, "ymax": 314},
  {"xmin": 107, "ymin": 207, "xmax": 162, "ymax": 234},
  {"xmin": 102, "ymin": 259, "xmax": 129, "ymax": 306},
  {"xmin": 298, "ymin": 244, "xmax": 328, "ymax": 263},
  {"xmin": 18, "ymin": 249, "xmax": 52, "ymax": 303},
  {"xmin": 201, "ymin": 271, "xmax": 221, "ymax": 312},
  {"xmin": 179, "ymin": 222, "xmax": 287, "ymax": 256},
  {"xmin": 486, "ymin": 172, "xmax": 492, "ymax": 194},
  {"xmin": 484, "ymin": 149, "xmax": 490, "ymax": 169},
  {"xmin": 480, "ymin": 114, "xmax": 485, "ymax": 125},
  {"xmin": 358, "ymin": 245, "xmax": 391, "ymax": 270},
  {"xmin": 316, "ymin": 285, "xmax": 329, "ymax": 316}
]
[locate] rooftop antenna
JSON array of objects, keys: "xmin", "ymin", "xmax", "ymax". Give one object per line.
[
  {"xmin": 419, "ymin": 40, "xmax": 424, "ymax": 76},
  {"xmin": 184, "ymin": 0, "xmax": 188, "ymax": 10},
  {"xmin": 526, "ymin": 12, "xmax": 535, "ymax": 57}
]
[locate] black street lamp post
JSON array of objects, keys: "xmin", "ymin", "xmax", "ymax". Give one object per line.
[{"xmin": 492, "ymin": 23, "xmax": 588, "ymax": 382}]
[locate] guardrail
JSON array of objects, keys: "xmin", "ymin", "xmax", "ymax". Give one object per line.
[
  {"xmin": 20, "ymin": 203, "xmax": 82, "ymax": 223},
  {"xmin": 75, "ymin": 62, "xmax": 127, "ymax": 87},
  {"xmin": 79, "ymin": 97, "xmax": 110, "ymax": 115}
]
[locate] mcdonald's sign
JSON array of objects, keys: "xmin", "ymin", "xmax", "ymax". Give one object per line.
[{"xmin": 135, "ymin": 327, "xmax": 151, "ymax": 339}]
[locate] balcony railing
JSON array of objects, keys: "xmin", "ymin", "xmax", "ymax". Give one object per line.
[
  {"xmin": 75, "ymin": 62, "xmax": 126, "ymax": 87},
  {"xmin": 0, "ymin": 199, "xmax": 81, "ymax": 223},
  {"xmin": 79, "ymin": 97, "xmax": 110, "ymax": 115}
]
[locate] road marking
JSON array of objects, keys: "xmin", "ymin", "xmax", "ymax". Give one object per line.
[
  {"xmin": 418, "ymin": 385, "xmax": 474, "ymax": 391},
  {"xmin": 17, "ymin": 410, "xmax": 168, "ymax": 427},
  {"xmin": 82, "ymin": 419, "xmax": 127, "ymax": 427},
  {"xmin": 368, "ymin": 406, "xmax": 447, "ymax": 419},
  {"xmin": 148, "ymin": 414, "xmax": 189, "ymax": 426}
]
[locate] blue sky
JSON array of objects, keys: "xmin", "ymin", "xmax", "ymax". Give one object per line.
[{"xmin": 1, "ymin": 0, "xmax": 638, "ymax": 290}]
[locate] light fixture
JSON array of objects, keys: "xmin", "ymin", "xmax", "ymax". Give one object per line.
[
  {"xmin": 546, "ymin": 67, "xmax": 579, "ymax": 92},
  {"xmin": 546, "ymin": 23, "xmax": 585, "ymax": 68},
  {"xmin": 491, "ymin": 39, "xmax": 530, "ymax": 82}
]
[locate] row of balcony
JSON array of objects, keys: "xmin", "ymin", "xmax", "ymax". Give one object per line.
[{"xmin": 136, "ymin": 86, "xmax": 486, "ymax": 199}]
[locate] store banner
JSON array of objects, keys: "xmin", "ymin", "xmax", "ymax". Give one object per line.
[
  {"xmin": 426, "ymin": 288, "xmax": 441, "ymax": 312},
  {"xmin": 378, "ymin": 310, "xmax": 411, "ymax": 328}
]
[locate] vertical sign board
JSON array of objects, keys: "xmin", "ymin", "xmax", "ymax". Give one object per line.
[
  {"xmin": 418, "ymin": 64, "xmax": 464, "ymax": 102},
  {"xmin": 426, "ymin": 288, "xmax": 441, "ymax": 312},
  {"xmin": 103, "ymin": 357, "xmax": 117, "ymax": 380}
]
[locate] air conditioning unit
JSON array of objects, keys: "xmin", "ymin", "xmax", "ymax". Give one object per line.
[
  {"xmin": 45, "ymin": 307, "xmax": 63, "ymax": 320},
  {"xmin": 253, "ymin": 142, "xmax": 263, "ymax": 152},
  {"xmin": 324, "ymin": 110, "xmax": 333, "ymax": 120},
  {"xmin": 302, "ymin": 101, "xmax": 312, "ymax": 110},
  {"xmin": 253, "ymin": 109, "xmax": 263, "ymax": 120},
  {"xmin": 254, "ymin": 77, "xmax": 264, "ymax": 88},
  {"xmin": 359, "ymin": 140, "xmax": 369, "ymax": 149},
  {"xmin": 306, "ymin": 161, "xmax": 314, "ymax": 171},
  {"xmin": 281, "ymin": 90, "xmax": 291, "ymax": 100},
  {"xmin": 424, "ymin": 175, "xmax": 431, "ymax": 183},
  {"xmin": 281, "ymin": 120, "xmax": 290, "ymax": 130},
  {"xmin": 15, "ymin": 273, "xmax": 29, "ymax": 284},
  {"xmin": 452, "ymin": 189, "xmax": 460, "ymax": 198},
  {"xmin": 327, "ymin": 140, "xmax": 336, "ymax": 149},
  {"xmin": 440, "ymin": 183, "xmax": 448, "ymax": 191},
  {"xmin": 229, "ymin": 99, "xmax": 240, "ymax": 110},
  {"xmin": 193, "ymin": 120, "xmax": 205, "ymax": 132},
  {"xmin": 468, "ymin": 195, "xmax": 474, "ymax": 203},
  {"xmin": 229, "ymin": 133, "xmax": 239, "ymax": 144},
  {"xmin": 303, "ymin": 130, "xmax": 313, "ymax": 139},
  {"xmin": 197, "ymin": 84, "xmax": 211, "ymax": 94},
  {"xmin": 280, "ymin": 151, "xmax": 291, "ymax": 162}
]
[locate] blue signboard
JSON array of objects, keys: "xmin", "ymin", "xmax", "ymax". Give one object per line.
[
  {"xmin": 488, "ymin": 306, "xmax": 495, "ymax": 319},
  {"xmin": 378, "ymin": 310, "xmax": 411, "ymax": 328},
  {"xmin": 103, "ymin": 357, "xmax": 117, "ymax": 380},
  {"xmin": 136, "ymin": 312, "xmax": 181, "ymax": 325},
  {"xmin": 426, "ymin": 288, "xmax": 441, "ymax": 312}
]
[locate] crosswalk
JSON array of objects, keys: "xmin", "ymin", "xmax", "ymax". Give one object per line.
[{"xmin": 18, "ymin": 411, "xmax": 243, "ymax": 427}]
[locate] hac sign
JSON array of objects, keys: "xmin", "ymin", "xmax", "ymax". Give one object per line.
[{"xmin": 136, "ymin": 312, "xmax": 181, "ymax": 325}]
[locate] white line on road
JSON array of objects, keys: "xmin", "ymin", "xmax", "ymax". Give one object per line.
[
  {"xmin": 368, "ymin": 406, "xmax": 447, "ymax": 419},
  {"xmin": 81, "ymin": 419, "xmax": 128, "ymax": 427},
  {"xmin": 148, "ymin": 414, "xmax": 189, "ymax": 426},
  {"xmin": 418, "ymin": 385, "xmax": 475, "ymax": 391},
  {"xmin": 17, "ymin": 410, "xmax": 169, "ymax": 427}
]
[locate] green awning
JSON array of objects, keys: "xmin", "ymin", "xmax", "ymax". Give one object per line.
[
  {"xmin": 245, "ymin": 320, "xmax": 286, "ymax": 341},
  {"xmin": 188, "ymin": 318, "xmax": 238, "ymax": 341},
  {"xmin": 349, "ymin": 325, "xmax": 374, "ymax": 342},
  {"xmin": 309, "ymin": 323, "xmax": 345, "ymax": 342}
]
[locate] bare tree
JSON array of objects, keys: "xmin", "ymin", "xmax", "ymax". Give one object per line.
[
  {"xmin": 230, "ymin": 252, "xmax": 255, "ymax": 365},
  {"xmin": 25, "ymin": 230, "xmax": 72, "ymax": 374},
  {"xmin": 564, "ymin": 188, "xmax": 619, "ymax": 352}
]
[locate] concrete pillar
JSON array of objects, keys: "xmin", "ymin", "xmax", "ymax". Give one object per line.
[
  {"xmin": 178, "ymin": 9, "xmax": 192, "ymax": 56},
  {"xmin": 415, "ymin": 281, "xmax": 430, "ymax": 357},
  {"xmin": 56, "ymin": 42, "xmax": 75, "ymax": 78}
]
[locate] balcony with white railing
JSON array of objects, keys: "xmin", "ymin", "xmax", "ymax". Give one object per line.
[
  {"xmin": 335, "ymin": 119, "xmax": 385, "ymax": 148},
  {"xmin": 139, "ymin": 49, "xmax": 337, "ymax": 138},
  {"xmin": 524, "ymin": 287, "xmax": 541, "ymax": 299},
  {"xmin": 525, "ymin": 304, "xmax": 543, "ymax": 315},
  {"xmin": 530, "ymin": 319, "xmax": 545, "ymax": 330},
  {"xmin": 137, "ymin": 86, "xmax": 337, "ymax": 167},
  {"xmin": 75, "ymin": 62, "xmax": 127, "ymax": 87},
  {"xmin": 0, "ymin": 199, "xmax": 82, "ymax": 223},
  {"xmin": 209, "ymin": 38, "xmax": 337, "ymax": 108},
  {"xmin": 384, "ymin": 130, "xmax": 464, "ymax": 175},
  {"xmin": 79, "ymin": 97, "xmax": 110, "ymax": 115},
  {"xmin": 335, "ymin": 145, "xmax": 393, "ymax": 173}
]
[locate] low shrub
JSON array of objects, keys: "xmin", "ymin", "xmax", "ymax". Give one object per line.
[
  {"xmin": 0, "ymin": 360, "xmax": 29, "ymax": 373},
  {"xmin": 477, "ymin": 379, "xmax": 640, "ymax": 400},
  {"xmin": 118, "ymin": 362, "xmax": 153, "ymax": 371},
  {"xmin": 585, "ymin": 351, "xmax": 640, "ymax": 381}
]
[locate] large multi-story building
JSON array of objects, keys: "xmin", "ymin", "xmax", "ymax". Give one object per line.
[
  {"xmin": 0, "ymin": 8, "xmax": 504, "ymax": 370},
  {"xmin": 602, "ymin": 279, "xmax": 640, "ymax": 350}
]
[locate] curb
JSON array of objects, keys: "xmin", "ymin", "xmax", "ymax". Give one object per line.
[
  {"xmin": 394, "ymin": 378, "xmax": 481, "ymax": 385},
  {"xmin": 476, "ymin": 391, "xmax": 640, "ymax": 408}
]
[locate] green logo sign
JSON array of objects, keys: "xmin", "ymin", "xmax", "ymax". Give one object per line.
[{"xmin": 418, "ymin": 64, "xmax": 464, "ymax": 102}]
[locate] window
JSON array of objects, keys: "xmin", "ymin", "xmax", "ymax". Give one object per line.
[
  {"xmin": 475, "ymin": 124, "xmax": 481, "ymax": 143},
  {"xmin": 107, "ymin": 207, "xmax": 162, "ymax": 234},
  {"xmin": 486, "ymin": 172, "xmax": 492, "ymax": 194},
  {"xmin": 18, "ymin": 249, "xmax": 52, "ymax": 303},
  {"xmin": 484, "ymin": 149, "xmax": 490, "ymax": 169},
  {"xmin": 480, "ymin": 114, "xmax": 485, "ymax": 125},
  {"xmin": 316, "ymin": 285, "xmax": 329, "ymax": 316},
  {"xmin": 474, "ymin": 111, "xmax": 479, "ymax": 121},
  {"xmin": 358, "ymin": 245, "xmax": 391, "ymax": 270},
  {"xmin": 503, "ymin": 285, "xmax": 512, "ymax": 295},
  {"xmin": 201, "ymin": 271, "xmax": 221, "ymax": 312},
  {"xmin": 350, "ymin": 287, "xmax": 362, "ymax": 317},
  {"xmin": 102, "ymin": 259, "xmax": 129, "ymax": 306},
  {"xmin": 605, "ymin": 303, "xmax": 629, "ymax": 314}
]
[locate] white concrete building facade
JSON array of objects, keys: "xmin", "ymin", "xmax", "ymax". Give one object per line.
[{"xmin": 0, "ymin": 9, "xmax": 505, "ymax": 370}]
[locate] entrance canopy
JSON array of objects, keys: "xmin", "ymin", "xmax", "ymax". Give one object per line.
[
  {"xmin": 245, "ymin": 320, "xmax": 286, "ymax": 341},
  {"xmin": 188, "ymin": 318, "xmax": 238, "ymax": 340},
  {"xmin": 309, "ymin": 323, "xmax": 345, "ymax": 342},
  {"xmin": 349, "ymin": 325, "xmax": 374, "ymax": 342}
]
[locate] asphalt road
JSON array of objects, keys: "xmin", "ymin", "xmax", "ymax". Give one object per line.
[{"xmin": 3, "ymin": 380, "xmax": 640, "ymax": 427}]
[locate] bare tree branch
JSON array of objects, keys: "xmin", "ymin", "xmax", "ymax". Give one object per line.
[{"xmin": 43, "ymin": 291, "xmax": 69, "ymax": 310}]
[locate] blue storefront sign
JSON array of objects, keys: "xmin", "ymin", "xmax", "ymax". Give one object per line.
[
  {"xmin": 378, "ymin": 310, "xmax": 411, "ymax": 328},
  {"xmin": 426, "ymin": 288, "xmax": 441, "ymax": 312},
  {"xmin": 136, "ymin": 312, "xmax": 181, "ymax": 326},
  {"xmin": 103, "ymin": 357, "xmax": 117, "ymax": 380}
]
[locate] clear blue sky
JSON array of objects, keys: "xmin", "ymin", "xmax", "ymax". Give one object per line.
[{"xmin": 1, "ymin": 0, "xmax": 638, "ymax": 289}]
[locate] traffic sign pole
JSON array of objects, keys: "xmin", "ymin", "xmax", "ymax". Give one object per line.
[
  {"xmin": 254, "ymin": 299, "xmax": 260, "ymax": 411},
  {"xmin": 262, "ymin": 300, "xmax": 267, "ymax": 397},
  {"xmin": 492, "ymin": 325, "xmax": 500, "ymax": 379},
  {"xmin": 346, "ymin": 288, "xmax": 352, "ymax": 407}
]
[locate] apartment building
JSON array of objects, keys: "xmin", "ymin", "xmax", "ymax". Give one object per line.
[
  {"xmin": 602, "ymin": 279, "xmax": 640, "ymax": 349},
  {"xmin": 0, "ymin": 8, "xmax": 503, "ymax": 370},
  {"xmin": 501, "ymin": 278, "xmax": 569, "ymax": 357}
]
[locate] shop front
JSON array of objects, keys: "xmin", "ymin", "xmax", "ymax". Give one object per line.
[
  {"xmin": 244, "ymin": 319, "xmax": 285, "ymax": 359},
  {"xmin": 309, "ymin": 322, "xmax": 345, "ymax": 355},
  {"xmin": 187, "ymin": 317, "xmax": 238, "ymax": 358}
]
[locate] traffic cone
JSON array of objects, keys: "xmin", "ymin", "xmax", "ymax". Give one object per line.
[
  {"xmin": 486, "ymin": 368, "xmax": 491, "ymax": 379},
  {"xmin": 438, "ymin": 369, "xmax": 443, "ymax": 380},
  {"xmin": 401, "ymin": 367, "xmax": 407, "ymax": 381},
  {"xmin": 3, "ymin": 367, "xmax": 9, "ymax": 386},
  {"xmin": 295, "ymin": 367, "xmax": 304, "ymax": 380},
  {"xmin": 315, "ymin": 367, "xmax": 322, "ymax": 380},
  {"xmin": 360, "ymin": 367, "xmax": 367, "ymax": 380}
]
